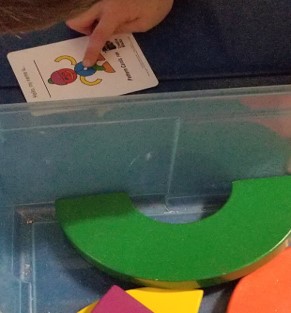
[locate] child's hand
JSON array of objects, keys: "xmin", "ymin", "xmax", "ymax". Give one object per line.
[{"xmin": 66, "ymin": 0, "xmax": 174, "ymax": 67}]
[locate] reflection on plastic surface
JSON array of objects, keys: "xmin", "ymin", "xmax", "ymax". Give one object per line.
[{"xmin": 241, "ymin": 95, "xmax": 291, "ymax": 138}]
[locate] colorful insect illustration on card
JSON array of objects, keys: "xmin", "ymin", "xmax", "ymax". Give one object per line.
[{"xmin": 48, "ymin": 55, "xmax": 115, "ymax": 87}]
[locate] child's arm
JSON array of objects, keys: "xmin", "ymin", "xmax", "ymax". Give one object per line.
[{"xmin": 66, "ymin": 0, "xmax": 174, "ymax": 67}]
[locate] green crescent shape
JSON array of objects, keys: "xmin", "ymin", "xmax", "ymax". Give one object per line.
[{"xmin": 55, "ymin": 176, "xmax": 291, "ymax": 288}]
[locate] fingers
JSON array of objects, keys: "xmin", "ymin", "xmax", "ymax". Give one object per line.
[
  {"xmin": 83, "ymin": 15, "xmax": 119, "ymax": 67},
  {"xmin": 66, "ymin": 0, "xmax": 174, "ymax": 67},
  {"xmin": 66, "ymin": 1, "xmax": 120, "ymax": 67},
  {"xmin": 83, "ymin": 16, "xmax": 153, "ymax": 67},
  {"xmin": 66, "ymin": 2, "xmax": 102, "ymax": 35}
]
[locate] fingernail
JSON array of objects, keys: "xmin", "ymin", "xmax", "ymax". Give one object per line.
[{"xmin": 82, "ymin": 59, "xmax": 92, "ymax": 68}]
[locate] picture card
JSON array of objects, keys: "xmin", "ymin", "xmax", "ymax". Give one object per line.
[{"xmin": 7, "ymin": 34, "xmax": 158, "ymax": 102}]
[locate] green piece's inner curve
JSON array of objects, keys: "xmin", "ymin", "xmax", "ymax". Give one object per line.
[{"xmin": 56, "ymin": 176, "xmax": 291, "ymax": 288}]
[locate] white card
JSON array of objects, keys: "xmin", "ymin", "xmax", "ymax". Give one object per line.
[{"xmin": 7, "ymin": 34, "xmax": 158, "ymax": 102}]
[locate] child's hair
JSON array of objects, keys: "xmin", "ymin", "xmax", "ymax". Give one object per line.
[{"xmin": 0, "ymin": 0, "xmax": 97, "ymax": 34}]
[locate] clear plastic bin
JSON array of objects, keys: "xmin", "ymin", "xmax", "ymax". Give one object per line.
[{"xmin": 1, "ymin": 85, "xmax": 291, "ymax": 313}]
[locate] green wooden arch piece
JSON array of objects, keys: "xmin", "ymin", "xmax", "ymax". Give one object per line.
[{"xmin": 56, "ymin": 176, "xmax": 291, "ymax": 288}]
